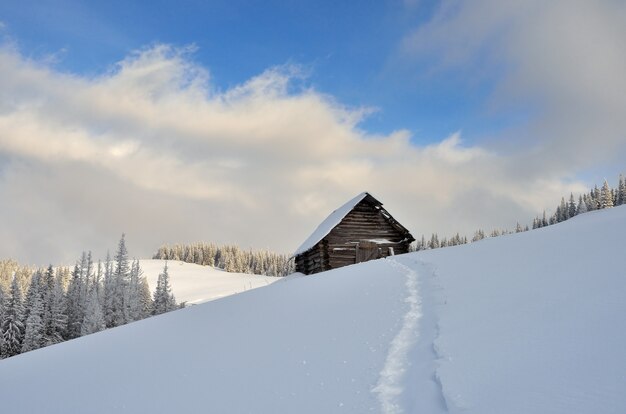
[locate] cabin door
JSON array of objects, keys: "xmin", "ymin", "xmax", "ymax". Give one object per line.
[{"xmin": 356, "ymin": 240, "xmax": 381, "ymax": 263}]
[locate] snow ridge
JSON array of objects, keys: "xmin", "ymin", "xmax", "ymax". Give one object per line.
[{"xmin": 372, "ymin": 259, "xmax": 422, "ymax": 414}]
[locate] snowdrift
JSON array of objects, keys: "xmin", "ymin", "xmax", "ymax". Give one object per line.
[
  {"xmin": 1, "ymin": 207, "xmax": 625, "ymax": 414},
  {"xmin": 139, "ymin": 259, "xmax": 278, "ymax": 305}
]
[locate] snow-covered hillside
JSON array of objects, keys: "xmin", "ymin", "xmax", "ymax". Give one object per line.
[
  {"xmin": 139, "ymin": 259, "xmax": 278, "ymax": 305},
  {"xmin": 1, "ymin": 207, "xmax": 625, "ymax": 413}
]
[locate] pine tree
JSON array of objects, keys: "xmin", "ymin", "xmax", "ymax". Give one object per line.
[
  {"xmin": 1, "ymin": 278, "xmax": 25, "ymax": 358},
  {"xmin": 472, "ymin": 229, "xmax": 485, "ymax": 242},
  {"xmin": 153, "ymin": 262, "xmax": 177, "ymax": 315},
  {"xmin": 0, "ymin": 286, "xmax": 5, "ymax": 342},
  {"xmin": 103, "ymin": 251, "xmax": 116, "ymax": 328},
  {"xmin": 65, "ymin": 262, "xmax": 85, "ymax": 340},
  {"xmin": 600, "ymin": 180, "xmax": 614, "ymax": 209},
  {"xmin": 559, "ymin": 197, "xmax": 569, "ymax": 221},
  {"xmin": 81, "ymin": 283, "xmax": 105, "ymax": 336},
  {"xmin": 127, "ymin": 259, "xmax": 145, "ymax": 322},
  {"xmin": 568, "ymin": 194, "xmax": 577, "ymax": 218},
  {"xmin": 589, "ymin": 186, "xmax": 600, "ymax": 210},
  {"xmin": 81, "ymin": 252, "xmax": 93, "ymax": 311},
  {"xmin": 577, "ymin": 195, "xmax": 588, "ymax": 215},
  {"xmin": 138, "ymin": 277, "xmax": 153, "ymax": 318},
  {"xmin": 617, "ymin": 175, "xmax": 625, "ymax": 206},
  {"xmin": 21, "ymin": 283, "xmax": 45, "ymax": 353},
  {"xmin": 42, "ymin": 266, "xmax": 65, "ymax": 346},
  {"xmin": 23, "ymin": 270, "xmax": 42, "ymax": 323},
  {"xmin": 110, "ymin": 235, "xmax": 131, "ymax": 327},
  {"xmin": 427, "ymin": 233, "xmax": 440, "ymax": 249}
]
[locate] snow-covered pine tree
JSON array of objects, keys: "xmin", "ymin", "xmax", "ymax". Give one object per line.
[
  {"xmin": 577, "ymin": 195, "xmax": 588, "ymax": 215},
  {"xmin": 111, "ymin": 235, "xmax": 131, "ymax": 327},
  {"xmin": 138, "ymin": 277, "xmax": 153, "ymax": 318},
  {"xmin": 81, "ymin": 282, "xmax": 105, "ymax": 336},
  {"xmin": 153, "ymin": 262, "xmax": 177, "ymax": 315},
  {"xmin": 559, "ymin": 197, "xmax": 569, "ymax": 221},
  {"xmin": 600, "ymin": 180, "xmax": 614, "ymax": 209},
  {"xmin": 81, "ymin": 252, "xmax": 93, "ymax": 312},
  {"xmin": 589, "ymin": 185, "xmax": 600, "ymax": 210},
  {"xmin": 94, "ymin": 260, "xmax": 103, "ymax": 306},
  {"xmin": 42, "ymin": 265, "xmax": 65, "ymax": 346},
  {"xmin": 65, "ymin": 261, "xmax": 86, "ymax": 340},
  {"xmin": 549, "ymin": 211, "xmax": 558, "ymax": 225},
  {"xmin": 427, "ymin": 233, "xmax": 440, "ymax": 249},
  {"xmin": 1, "ymin": 277, "xmax": 25, "ymax": 358},
  {"xmin": 568, "ymin": 194, "xmax": 577, "ymax": 218},
  {"xmin": 22, "ymin": 270, "xmax": 39, "ymax": 322},
  {"xmin": 472, "ymin": 229, "xmax": 485, "ymax": 242},
  {"xmin": 103, "ymin": 251, "xmax": 116, "ymax": 328},
  {"xmin": 617, "ymin": 175, "xmax": 625, "ymax": 206},
  {"xmin": 127, "ymin": 259, "xmax": 144, "ymax": 322},
  {"xmin": 0, "ymin": 285, "xmax": 5, "ymax": 321},
  {"xmin": 21, "ymin": 282, "xmax": 45, "ymax": 353},
  {"xmin": 41, "ymin": 265, "xmax": 55, "ymax": 320}
]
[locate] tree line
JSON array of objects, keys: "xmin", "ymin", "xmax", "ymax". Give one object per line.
[
  {"xmin": 0, "ymin": 235, "xmax": 178, "ymax": 359},
  {"xmin": 413, "ymin": 175, "xmax": 625, "ymax": 251},
  {"xmin": 152, "ymin": 242, "xmax": 295, "ymax": 276},
  {"xmin": 531, "ymin": 177, "xmax": 624, "ymax": 228}
]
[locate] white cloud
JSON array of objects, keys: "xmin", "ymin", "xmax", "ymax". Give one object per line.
[
  {"xmin": 0, "ymin": 43, "xmax": 588, "ymax": 264},
  {"xmin": 401, "ymin": 0, "xmax": 626, "ymax": 173}
]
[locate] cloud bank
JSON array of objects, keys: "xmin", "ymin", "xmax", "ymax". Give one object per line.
[
  {"xmin": 0, "ymin": 33, "xmax": 604, "ymax": 263},
  {"xmin": 402, "ymin": 0, "xmax": 626, "ymax": 172}
]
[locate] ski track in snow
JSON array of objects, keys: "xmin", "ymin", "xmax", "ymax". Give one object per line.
[{"xmin": 372, "ymin": 258, "xmax": 422, "ymax": 414}]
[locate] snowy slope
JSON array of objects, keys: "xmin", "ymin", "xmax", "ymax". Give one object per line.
[
  {"xmin": 139, "ymin": 259, "xmax": 278, "ymax": 305},
  {"xmin": 1, "ymin": 207, "xmax": 625, "ymax": 413},
  {"xmin": 401, "ymin": 207, "xmax": 626, "ymax": 414}
]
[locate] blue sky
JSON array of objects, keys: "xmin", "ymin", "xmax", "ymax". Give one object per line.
[
  {"xmin": 0, "ymin": 1, "xmax": 625, "ymax": 263},
  {"xmin": 0, "ymin": 0, "xmax": 495, "ymax": 142}
]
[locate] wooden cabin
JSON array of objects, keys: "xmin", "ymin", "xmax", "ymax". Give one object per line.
[{"xmin": 294, "ymin": 192, "xmax": 415, "ymax": 275}]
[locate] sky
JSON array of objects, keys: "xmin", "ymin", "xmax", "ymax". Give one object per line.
[{"xmin": 0, "ymin": 0, "xmax": 625, "ymax": 264}]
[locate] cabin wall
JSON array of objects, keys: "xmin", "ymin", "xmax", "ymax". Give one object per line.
[
  {"xmin": 295, "ymin": 242, "xmax": 329, "ymax": 274},
  {"xmin": 325, "ymin": 203, "xmax": 411, "ymax": 270}
]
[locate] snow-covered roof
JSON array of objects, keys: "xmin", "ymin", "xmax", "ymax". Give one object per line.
[{"xmin": 294, "ymin": 192, "xmax": 372, "ymax": 256}]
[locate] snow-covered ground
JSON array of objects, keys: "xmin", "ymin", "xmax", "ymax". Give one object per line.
[
  {"xmin": 139, "ymin": 259, "xmax": 278, "ymax": 305},
  {"xmin": 1, "ymin": 207, "xmax": 625, "ymax": 413}
]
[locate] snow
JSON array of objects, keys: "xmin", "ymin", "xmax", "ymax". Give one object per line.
[
  {"xmin": 138, "ymin": 259, "xmax": 278, "ymax": 305},
  {"xmin": 372, "ymin": 259, "xmax": 421, "ymax": 414},
  {"xmin": 367, "ymin": 239, "xmax": 393, "ymax": 244},
  {"xmin": 293, "ymin": 192, "xmax": 369, "ymax": 255},
  {"xmin": 1, "ymin": 206, "xmax": 625, "ymax": 413},
  {"xmin": 0, "ymin": 259, "xmax": 411, "ymax": 413},
  {"xmin": 403, "ymin": 207, "xmax": 626, "ymax": 413}
]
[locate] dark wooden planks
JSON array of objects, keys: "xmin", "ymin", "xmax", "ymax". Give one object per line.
[{"xmin": 295, "ymin": 196, "xmax": 414, "ymax": 275}]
